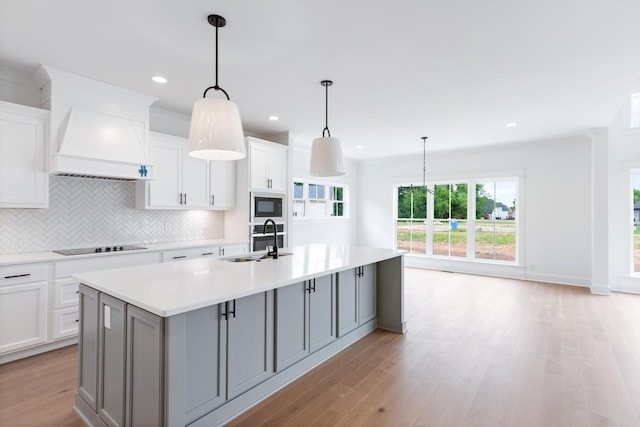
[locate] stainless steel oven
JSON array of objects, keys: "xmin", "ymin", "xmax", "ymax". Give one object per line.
[
  {"xmin": 250, "ymin": 221, "xmax": 286, "ymax": 252},
  {"xmin": 251, "ymin": 192, "xmax": 284, "ymax": 222}
]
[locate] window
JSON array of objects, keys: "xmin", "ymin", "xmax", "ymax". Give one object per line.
[
  {"xmin": 433, "ymin": 183, "xmax": 468, "ymax": 258},
  {"xmin": 396, "ymin": 185, "xmax": 427, "ymax": 254},
  {"xmin": 292, "ymin": 180, "xmax": 347, "ymax": 219},
  {"xmin": 395, "ymin": 178, "xmax": 518, "ymax": 263},
  {"xmin": 475, "ymin": 180, "xmax": 517, "ymax": 262}
]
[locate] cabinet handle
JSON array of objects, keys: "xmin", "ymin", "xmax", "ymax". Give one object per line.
[
  {"xmin": 173, "ymin": 255, "xmax": 187, "ymax": 259},
  {"xmin": 211, "ymin": 194, "xmax": 215, "ymax": 206},
  {"xmin": 221, "ymin": 248, "xmax": 225, "ymax": 256},
  {"xmin": 178, "ymin": 193, "xmax": 183, "ymax": 205},
  {"xmin": 230, "ymin": 299, "xmax": 236, "ymax": 318},
  {"xmin": 3, "ymin": 273, "xmax": 31, "ymax": 279},
  {"xmin": 75, "ymin": 319, "xmax": 79, "ymax": 323},
  {"xmin": 75, "ymin": 290, "xmax": 79, "ymax": 294},
  {"xmin": 311, "ymin": 280, "xmax": 316, "ymax": 293},
  {"xmin": 221, "ymin": 300, "xmax": 236, "ymax": 319},
  {"xmin": 202, "ymin": 252, "xmax": 214, "ymax": 256},
  {"xmin": 184, "ymin": 193, "xmax": 187, "ymax": 205}
]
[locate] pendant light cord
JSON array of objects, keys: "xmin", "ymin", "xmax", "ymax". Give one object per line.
[
  {"xmin": 203, "ymin": 18, "xmax": 231, "ymax": 100},
  {"xmin": 322, "ymin": 80, "xmax": 332, "ymax": 137}
]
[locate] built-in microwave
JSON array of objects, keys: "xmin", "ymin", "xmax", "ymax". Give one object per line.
[{"xmin": 251, "ymin": 192, "xmax": 285, "ymax": 222}]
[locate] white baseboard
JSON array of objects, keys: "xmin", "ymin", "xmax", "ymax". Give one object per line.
[{"xmin": 0, "ymin": 337, "xmax": 77, "ymax": 365}]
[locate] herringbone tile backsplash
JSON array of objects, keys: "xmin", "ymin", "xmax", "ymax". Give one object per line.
[{"xmin": 0, "ymin": 176, "xmax": 225, "ymax": 254}]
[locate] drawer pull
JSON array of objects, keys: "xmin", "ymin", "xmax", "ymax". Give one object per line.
[
  {"xmin": 173, "ymin": 256, "xmax": 187, "ymax": 259},
  {"xmin": 4, "ymin": 273, "xmax": 31, "ymax": 279},
  {"xmin": 75, "ymin": 290, "xmax": 80, "ymax": 294},
  {"xmin": 202, "ymin": 252, "xmax": 214, "ymax": 256},
  {"xmin": 75, "ymin": 319, "xmax": 79, "ymax": 323}
]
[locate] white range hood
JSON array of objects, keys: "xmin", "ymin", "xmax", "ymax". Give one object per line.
[{"xmin": 34, "ymin": 65, "xmax": 157, "ymax": 180}]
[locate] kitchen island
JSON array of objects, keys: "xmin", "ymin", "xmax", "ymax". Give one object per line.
[{"xmin": 73, "ymin": 244, "xmax": 405, "ymax": 427}]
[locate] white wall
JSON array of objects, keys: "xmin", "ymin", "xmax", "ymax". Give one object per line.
[
  {"xmin": 358, "ymin": 135, "xmax": 593, "ymax": 287},
  {"xmin": 289, "ymin": 146, "xmax": 358, "ymax": 246}
]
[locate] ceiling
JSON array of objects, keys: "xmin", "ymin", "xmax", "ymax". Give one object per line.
[{"xmin": 1, "ymin": 1, "xmax": 639, "ymax": 160}]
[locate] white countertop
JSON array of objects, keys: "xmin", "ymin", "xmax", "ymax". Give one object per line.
[
  {"xmin": 0, "ymin": 239, "xmax": 249, "ymax": 266},
  {"xmin": 74, "ymin": 244, "xmax": 404, "ymax": 317}
]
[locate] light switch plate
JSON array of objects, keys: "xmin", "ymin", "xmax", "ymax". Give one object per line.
[{"xmin": 104, "ymin": 305, "xmax": 111, "ymax": 330}]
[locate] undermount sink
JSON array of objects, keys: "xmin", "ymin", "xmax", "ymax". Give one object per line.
[{"xmin": 222, "ymin": 252, "xmax": 293, "ymax": 263}]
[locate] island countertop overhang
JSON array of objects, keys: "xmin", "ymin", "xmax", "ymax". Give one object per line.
[{"xmin": 73, "ymin": 244, "xmax": 405, "ymax": 317}]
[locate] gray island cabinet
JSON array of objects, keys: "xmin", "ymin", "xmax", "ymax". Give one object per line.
[{"xmin": 72, "ymin": 245, "xmax": 405, "ymax": 427}]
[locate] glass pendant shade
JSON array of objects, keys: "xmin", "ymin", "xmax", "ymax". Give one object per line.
[
  {"xmin": 309, "ymin": 136, "xmax": 345, "ymax": 176},
  {"xmin": 188, "ymin": 97, "xmax": 246, "ymax": 160}
]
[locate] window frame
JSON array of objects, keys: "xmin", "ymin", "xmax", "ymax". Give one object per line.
[
  {"xmin": 394, "ymin": 175, "xmax": 521, "ymax": 265},
  {"xmin": 292, "ymin": 179, "xmax": 349, "ymax": 221}
]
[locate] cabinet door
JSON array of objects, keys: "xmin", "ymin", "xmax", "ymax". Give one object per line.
[
  {"xmin": 267, "ymin": 149, "xmax": 286, "ymax": 192},
  {"xmin": 78, "ymin": 285, "xmax": 100, "ymax": 411},
  {"xmin": 358, "ymin": 264, "xmax": 376, "ymax": 324},
  {"xmin": 337, "ymin": 268, "xmax": 358, "ymax": 337},
  {"xmin": 219, "ymin": 244, "xmax": 246, "ymax": 257},
  {"xmin": 209, "ymin": 160, "xmax": 236, "ymax": 210},
  {"xmin": 275, "ymin": 282, "xmax": 308, "ymax": 371},
  {"xmin": 148, "ymin": 137, "xmax": 181, "ymax": 207},
  {"xmin": 309, "ymin": 275, "xmax": 336, "ymax": 353},
  {"xmin": 226, "ymin": 292, "xmax": 273, "ymax": 399},
  {"xmin": 126, "ymin": 306, "xmax": 164, "ymax": 427},
  {"xmin": 0, "ymin": 281, "xmax": 47, "ymax": 354},
  {"xmin": 182, "ymin": 151, "xmax": 209, "ymax": 208},
  {"xmin": 0, "ymin": 106, "xmax": 48, "ymax": 208},
  {"xmin": 98, "ymin": 294, "xmax": 126, "ymax": 427},
  {"xmin": 249, "ymin": 144, "xmax": 269, "ymax": 190},
  {"xmin": 185, "ymin": 304, "xmax": 226, "ymax": 422}
]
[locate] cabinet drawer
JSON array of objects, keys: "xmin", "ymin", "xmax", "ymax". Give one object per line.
[
  {"xmin": 0, "ymin": 263, "xmax": 47, "ymax": 286},
  {"xmin": 51, "ymin": 306, "xmax": 79, "ymax": 339},
  {"xmin": 162, "ymin": 246, "xmax": 219, "ymax": 262},
  {"xmin": 53, "ymin": 278, "xmax": 79, "ymax": 309}
]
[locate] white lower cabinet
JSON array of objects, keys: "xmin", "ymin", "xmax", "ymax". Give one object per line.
[
  {"xmin": 337, "ymin": 264, "xmax": 376, "ymax": 337},
  {"xmin": 51, "ymin": 306, "xmax": 80, "ymax": 339},
  {"xmin": 275, "ymin": 275, "xmax": 336, "ymax": 371},
  {"xmin": 0, "ymin": 263, "xmax": 48, "ymax": 354}
]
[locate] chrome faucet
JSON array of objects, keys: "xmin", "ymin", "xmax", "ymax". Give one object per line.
[{"xmin": 262, "ymin": 219, "xmax": 278, "ymax": 259}]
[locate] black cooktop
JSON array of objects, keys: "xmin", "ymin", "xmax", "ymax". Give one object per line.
[{"xmin": 53, "ymin": 245, "xmax": 147, "ymax": 256}]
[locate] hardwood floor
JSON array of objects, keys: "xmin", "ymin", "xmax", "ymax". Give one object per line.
[{"xmin": 2, "ymin": 268, "xmax": 639, "ymax": 426}]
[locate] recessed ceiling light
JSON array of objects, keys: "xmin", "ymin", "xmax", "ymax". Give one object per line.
[
  {"xmin": 356, "ymin": 145, "xmax": 364, "ymax": 149},
  {"xmin": 268, "ymin": 115, "xmax": 279, "ymax": 121},
  {"xmin": 506, "ymin": 122, "xmax": 517, "ymax": 127},
  {"xmin": 152, "ymin": 75, "xmax": 168, "ymax": 84}
]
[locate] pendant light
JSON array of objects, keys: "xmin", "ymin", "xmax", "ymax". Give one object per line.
[
  {"xmin": 188, "ymin": 14, "xmax": 246, "ymax": 161},
  {"xmin": 309, "ymin": 80, "xmax": 345, "ymax": 176}
]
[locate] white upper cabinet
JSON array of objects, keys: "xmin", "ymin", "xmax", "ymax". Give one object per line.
[
  {"xmin": 209, "ymin": 160, "xmax": 236, "ymax": 210},
  {"xmin": 0, "ymin": 101, "xmax": 49, "ymax": 208},
  {"xmin": 136, "ymin": 132, "xmax": 209, "ymax": 209},
  {"xmin": 248, "ymin": 138, "xmax": 287, "ymax": 193}
]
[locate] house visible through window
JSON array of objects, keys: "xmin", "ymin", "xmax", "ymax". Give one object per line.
[{"xmin": 293, "ymin": 180, "xmax": 347, "ymax": 219}]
